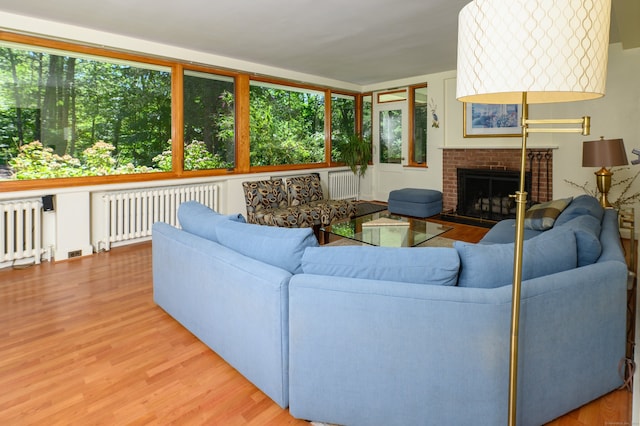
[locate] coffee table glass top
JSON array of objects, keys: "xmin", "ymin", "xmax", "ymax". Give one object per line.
[{"xmin": 321, "ymin": 212, "xmax": 452, "ymax": 247}]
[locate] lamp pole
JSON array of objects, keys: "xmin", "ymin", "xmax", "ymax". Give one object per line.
[
  {"xmin": 506, "ymin": 94, "xmax": 591, "ymax": 425},
  {"xmin": 507, "ymin": 92, "xmax": 528, "ymax": 426}
]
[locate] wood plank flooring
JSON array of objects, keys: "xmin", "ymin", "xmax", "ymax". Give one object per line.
[
  {"xmin": 0, "ymin": 243, "xmax": 307, "ymax": 425},
  {"xmin": 0, "ymin": 219, "xmax": 632, "ymax": 425}
]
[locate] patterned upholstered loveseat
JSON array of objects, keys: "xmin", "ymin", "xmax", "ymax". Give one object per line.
[{"xmin": 242, "ymin": 173, "xmax": 356, "ymax": 228}]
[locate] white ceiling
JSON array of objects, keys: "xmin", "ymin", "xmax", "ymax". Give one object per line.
[{"xmin": 0, "ymin": 0, "xmax": 637, "ymax": 87}]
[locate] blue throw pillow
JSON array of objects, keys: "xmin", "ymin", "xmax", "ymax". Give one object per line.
[
  {"xmin": 454, "ymin": 227, "xmax": 577, "ymax": 288},
  {"xmin": 554, "ymin": 195, "xmax": 604, "ymax": 227},
  {"xmin": 177, "ymin": 201, "xmax": 245, "ymax": 242},
  {"xmin": 558, "ymin": 214, "xmax": 602, "ymax": 266},
  {"xmin": 301, "ymin": 246, "xmax": 460, "ymax": 286},
  {"xmin": 215, "ymin": 220, "xmax": 318, "ymax": 274},
  {"xmin": 479, "ymin": 219, "xmax": 544, "ymax": 244}
]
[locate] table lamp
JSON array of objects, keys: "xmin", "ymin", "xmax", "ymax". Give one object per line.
[{"xmin": 583, "ymin": 137, "xmax": 629, "ymax": 207}]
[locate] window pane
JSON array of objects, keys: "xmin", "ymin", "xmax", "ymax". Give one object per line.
[
  {"xmin": 183, "ymin": 71, "xmax": 235, "ymax": 170},
  {"xmin": 249, "ymin": 81, "xmax": 325, "ymax": 166},
  {"xmin": 0, "ymin": 43, "xmax": 171, "ymax": 180},
  {"xmin": 330, "ymin": 93, "xmax": 355, "ymax": 162},
  {"xmin": 413, "ymin": 86, "xmax": 428, "ymax": 164},
  {"xmin": 379, "ymin": 109, "xmax": 402, "ymax": 164},
  {"xmin": 377, "ymin": 90, "xmax": 407, "ymax": 103},
  {"xmin": 362, "ymin": 94, "xmax": 372, "ymax": 143}
]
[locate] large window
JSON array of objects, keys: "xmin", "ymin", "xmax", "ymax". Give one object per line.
[
  {"xmin": 411, "ymin": 85, "xmax": 428, "ymax": 165},
  {"xmin": 249, "ymin": 81, "xmax": 325, "ymax": 167},
  {"xmin": 330, "ymin": 93, "xmax": 356, "ymax": 162},
  {"xmin": 180, "ymin": 70, "xmax": 235, "ymax": 171},
  {"xmin": 379, "ymin": 109, "xmax": 403, "ymax": 164},
  {"xmin": 361, "ymin": 94, "xmax": 372, "ymax": 143},
  {"xmin": 0, "ymin": 42, "xmax": 171, "ymax": 180},
  {"xmin": 0, "ymin": 32, "xmax": 363, "ymax": 189}
]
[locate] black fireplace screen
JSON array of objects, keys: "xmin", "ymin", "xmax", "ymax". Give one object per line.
[{"xmin": 457, "ymin": 168, "xmax": 532, "ymax": 221}]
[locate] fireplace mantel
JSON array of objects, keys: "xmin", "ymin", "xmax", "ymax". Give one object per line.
[{"xmin": 439, "ymin": 145, "xmax": 558, "ymax": 150}]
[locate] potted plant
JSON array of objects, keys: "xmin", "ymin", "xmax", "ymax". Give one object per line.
[
  {"xmin": 336, "ymin": 134, "xmax": 372, "ymax": 200},
  {"xmin": 338, "ymin": 134, "xmax": 372, "ymax": 178}
]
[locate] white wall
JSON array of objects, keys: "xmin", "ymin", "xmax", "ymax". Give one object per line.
[
  {"xmin": 55, "ymin": 192, "xmax": 93, "ymax": 260},
  {"xmin": 553, "ymin": 44, "xmax": 640, "ymax": 207}
]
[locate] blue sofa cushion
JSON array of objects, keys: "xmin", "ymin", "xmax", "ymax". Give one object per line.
[
  {"xmin": 215, "ymin": 220, "xmax": 318, "ymax": 274},
  {"xmin": 524, "ymin": 197, "xmax": 572, "ymax": 230},
  {"xmin": 559, "ymin": 214, "xmax": 602, "ymax": 266},
  {"xmin": 479, "ymin": 218, "xmax": 544, "ymax": 244},
  {"xmin": 554, "ymin": 194, "xmax": 604, "ymax": 227},
  {"xmin": 454, "ymin": 227, "xmax": 577, "ymax": 288},
  {"xmin": 301, "ymin": 246, "xmax": 459, "ymax": 286},
  {"xmin": 177, "ymin": 201, "xmax": 246, "ymax": 242}
]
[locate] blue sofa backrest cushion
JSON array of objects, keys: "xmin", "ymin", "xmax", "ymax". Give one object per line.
[
  {"xmin": 554, "ymin": 194, "xmax": 604, "ymax": 227},
  {"xmin": 301, "ymin": 246, "xmax": 460, "ymax": 286},
  {"xmin": 215, "ymin": 219, "xmax": 318, "ymax": 274},
  {"xmin": 454, "ymin": 226, "xmax": 578, "ymax": 288},
  {"xmin": 558, "ymin": 214, "xmax": 602, "ymax": 266},
  {"xmin": 178, "ymin": 201, "xmax": 246, "ymax": 243}
]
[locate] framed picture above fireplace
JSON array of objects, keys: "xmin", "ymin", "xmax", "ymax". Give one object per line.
[{"xmin": 463, "ymin": 103, "xmax": 521, "ymax": 138}]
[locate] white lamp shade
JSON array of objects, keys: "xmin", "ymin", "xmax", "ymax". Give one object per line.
[{"xmin": 456, "ymin": 0, "xmax": 611, "ymax": 104}]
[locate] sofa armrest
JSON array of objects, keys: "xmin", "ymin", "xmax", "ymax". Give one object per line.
[
  {"xmin": 598, "ymin": 208, "xmax": 626, "ymax": 264},
  {"xmin": 152, "ymin": 222, "xmax": 292, "ymax": 407}
]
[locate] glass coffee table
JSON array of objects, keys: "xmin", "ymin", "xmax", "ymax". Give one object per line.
[{"xmin": 321, "ymin": 212, "xmax": 452, "ymax": 247}]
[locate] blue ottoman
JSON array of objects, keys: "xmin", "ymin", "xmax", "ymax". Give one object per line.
[{"xmin": 388, "ymin": 188, "xmax": 443, "ymax": 218}]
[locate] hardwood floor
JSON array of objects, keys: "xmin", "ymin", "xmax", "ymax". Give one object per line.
[
  {"xmin": 427, "ymin": 216, "xmax": 490, "ymax": 243},
  {"xmin": 0, "ymin": 243, "xmax": 307, "ymax": 425},
  {"xmin": 0, "ymin": 221, "xmax": 632, "ymax": 425}
]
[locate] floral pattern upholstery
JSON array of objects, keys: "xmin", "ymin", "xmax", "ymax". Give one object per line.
[
  {"xmin": 242, "ymin": 179, "xmax": 296, "ymax": 226},
  {"xmin": 286, "ymin": 174, "xmax": 324, "ymax": 206},
  {"xmin": 242, "ymin": 174, "xmax": 356, "ymax": 228}
]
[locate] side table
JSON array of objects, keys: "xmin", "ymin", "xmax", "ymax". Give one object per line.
[
  {"xmin": 619, "ymin": 209, "xmax": 636, "ymax": 359},
  {"xmin": 619, "ymin": 208, "xmax": 638, "ymax": 425}
]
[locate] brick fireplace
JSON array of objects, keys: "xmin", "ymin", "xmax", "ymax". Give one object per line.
[{"xmin": 442, "ymin": 148, "xmax": 553, "ymax": 215}]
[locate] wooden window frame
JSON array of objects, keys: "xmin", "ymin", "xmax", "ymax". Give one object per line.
[
  {"xmin": 0, "ymin": 31, "xmax": 361, "ymax": 192},
  {"xmin": 408, "ymin": 83, "xmax": 428, "ymax": 168},
  {"xmin": 376, "ymin": 89, "xmax": 407, "ymax": 104}
]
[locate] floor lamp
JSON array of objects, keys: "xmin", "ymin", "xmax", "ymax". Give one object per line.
[{"xmin": 455, "ymin": 1, "xmax": 612, "ymax": 424}]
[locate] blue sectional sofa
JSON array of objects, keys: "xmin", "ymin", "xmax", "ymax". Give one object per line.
[{"xmin": 152, "ymin": 195, "xmax": 628, "ymax": 425}]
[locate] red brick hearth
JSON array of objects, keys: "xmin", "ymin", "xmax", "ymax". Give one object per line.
[{"xmin": 442, "ymin": 148, "xmax": 553, "ymax": 213}]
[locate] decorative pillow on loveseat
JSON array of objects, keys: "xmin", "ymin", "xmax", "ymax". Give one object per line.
[
  {"xmin": 524, "ymin": 197, "xmax": 572, "ymax": 230},
  {"xmin": 301, "ymin": 246, "xmax": 459, "ymax": 286},
  {"xmin": 177, "ymin": 201, "xmax": 246, "ymax": 243},
  {"xmin": 454, "ymin": 227, "xmax": 577, "ymax": 288},
  {"xmin": 215, "ymin": 219, "xmax": 318, "ymax": 274}
]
